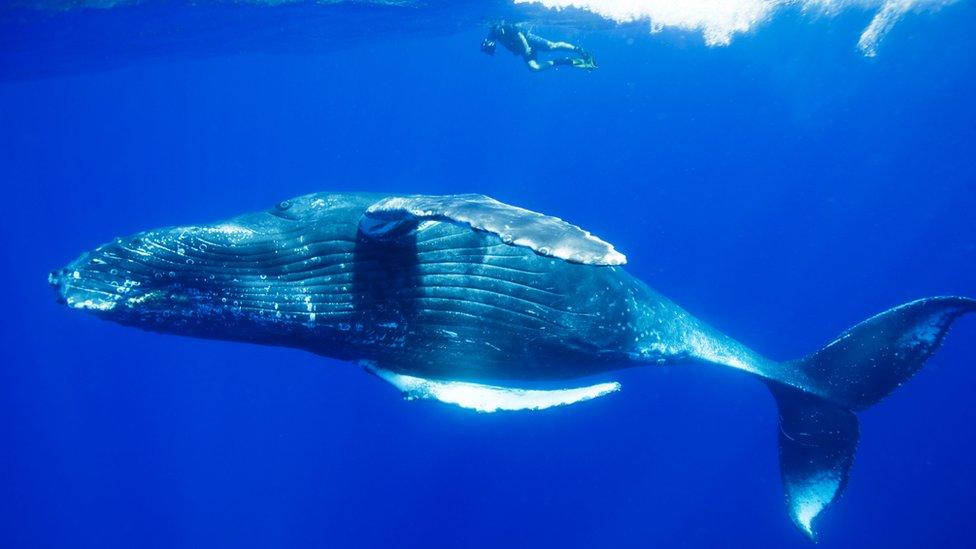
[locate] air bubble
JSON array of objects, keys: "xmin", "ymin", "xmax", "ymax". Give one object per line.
[{"xmin": 168, "ymin": 271, "xmax": 176, "ymax": 278}]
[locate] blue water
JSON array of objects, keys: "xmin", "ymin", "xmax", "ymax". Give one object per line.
[{"xmin": 2, "ymin": 1, "xmax": 975, "ymax": 547}]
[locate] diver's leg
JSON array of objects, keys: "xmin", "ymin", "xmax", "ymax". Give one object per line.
[
  {"xmin": 526, "ymin": 59, "xmax": 554, "ymax": 72},
  {"xmin": 557, "ymin": 56, "xmax": 598, "ymax": 70},
  {"xmin": 526, "ymin": 57, "xmax": 595, "ymax": 72},
  {"xmin": 526, "ymin": 33, "xmax": 583, "ymax": 53},
  {"xmin": 524, "ymin": 34, "xmax": 549, "ymax": 52},
  {"xmin": 547, "ymin": 41, "xmax": 580, "ymax": 52},
  {"xmin": 523, "ymin": 34, "xmax": 566, "ymax": 53}
]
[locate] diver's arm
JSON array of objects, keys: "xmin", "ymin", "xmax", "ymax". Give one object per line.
[{"xmin": 518, "ymin": 33, "xmax": 533, "ymax": 56}]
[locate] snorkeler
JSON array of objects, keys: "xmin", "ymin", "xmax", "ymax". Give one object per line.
[{"xmin": 480, "ymin": 22, "xmax": 597, "ymax": 72}]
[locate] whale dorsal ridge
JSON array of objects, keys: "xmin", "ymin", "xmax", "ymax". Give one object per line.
[{"xmin": 360, "ymin": 194, "xmax": 626, "ymax": 266}]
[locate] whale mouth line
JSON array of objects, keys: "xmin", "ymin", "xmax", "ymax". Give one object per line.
[{"xmin": 50, "ymin": 270, "xmax": 123, "ymax": 313}]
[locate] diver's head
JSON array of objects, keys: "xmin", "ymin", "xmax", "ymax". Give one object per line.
[{"xmin": 481, "ymin": 38, "xmax": 496, "ymax": 56}]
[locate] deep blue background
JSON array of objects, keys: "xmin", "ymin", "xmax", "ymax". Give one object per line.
[{"xmin": 2, "ymin": 2, "xmax": 975, "ymax": 548}]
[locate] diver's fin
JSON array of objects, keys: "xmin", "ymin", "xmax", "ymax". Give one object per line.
[
  {"xmin": 364, "ymin": 365, "xmax": 620, "ymax": 412},
  {"xmin": 767, "ymin": 296, "xmax": 975, "ymax": 540},
  {"xmin": 360, "ymin": 194, "xmax": 626, "ymax": 266}
]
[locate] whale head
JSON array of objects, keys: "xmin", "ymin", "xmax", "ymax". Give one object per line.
[
  {"xmin": 47, "ymin": 194, "xmax": 380, "ymax": 349},
  {"xmin": 49, "ymin": 218, "xmax": 273, "ymax": 336}
]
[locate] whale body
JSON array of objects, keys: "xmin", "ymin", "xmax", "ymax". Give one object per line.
[{"xmin": 50, "ymin": 191, "xmax": 975, "ymax": 540}]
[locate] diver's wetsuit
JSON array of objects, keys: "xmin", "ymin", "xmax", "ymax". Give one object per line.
[{"xmin": 483, "ymin": 23, "xmax": 596, "ymax": 72}]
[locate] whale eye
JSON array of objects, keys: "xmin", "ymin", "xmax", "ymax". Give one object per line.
[{"xmin": 277, "ymin": 200, "xmax": 292, "ymax": 211}]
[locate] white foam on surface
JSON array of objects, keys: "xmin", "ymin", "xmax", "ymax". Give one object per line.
[
  {"xmin": 368, "ymin": 366, "xmax": 620, "ymax": 412},
  {"xmin": 514, "ymin": 0, "xmax": 956, "ymax": 55}
]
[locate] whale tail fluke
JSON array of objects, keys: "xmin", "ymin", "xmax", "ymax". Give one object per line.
[
  {"xmin": 768, "ymin": 296, "xmax": 976, "ymax": 540},
  {"xmin": 769, "ymin": 383, "xmax": 858, "ymax": 541}
]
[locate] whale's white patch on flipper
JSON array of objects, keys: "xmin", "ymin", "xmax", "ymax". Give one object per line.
[
  {"xmin": 366, "ymin": 365, "xmax": 620, "ymax": 412},
  {"xmin": 361, "ymin": 194, "xmax": 626, "ymax": 266}
]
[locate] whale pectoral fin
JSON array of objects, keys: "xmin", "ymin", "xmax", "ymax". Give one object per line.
[
  {"xmin": 359, "ymin": 194, "xmax": 626, "ymax": 266},
  {"xmin": 364, "ymin": 365, "xmax": 620, "ymax": 413}
]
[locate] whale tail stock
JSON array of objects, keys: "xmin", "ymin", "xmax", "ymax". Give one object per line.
[{"xmin": 764, "ymin": 296, "xmax": 976, "ymax": 540}]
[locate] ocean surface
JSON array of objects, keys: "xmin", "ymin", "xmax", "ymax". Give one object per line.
[{"xmin": 2, "ymin": 1, "xmax": 975, "ymax": 547}]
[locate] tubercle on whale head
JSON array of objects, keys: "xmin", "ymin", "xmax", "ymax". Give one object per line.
[
  {"xmin": 49, "ymin": 240, "xmax": 162, "ymax": 316},
  {"xmin": 48, "ymin": 207, "xmax": 342, "ymax": 341}
]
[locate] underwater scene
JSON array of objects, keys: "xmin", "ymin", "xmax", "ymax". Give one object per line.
[{"xmin": 2, "ymin": 1, "xmax": 975, "ymax": 547}]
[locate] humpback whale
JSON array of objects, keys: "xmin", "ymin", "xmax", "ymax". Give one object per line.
[{"xmin": 50, "ymin": 192, "xmax": 975, "ymax": 540}]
